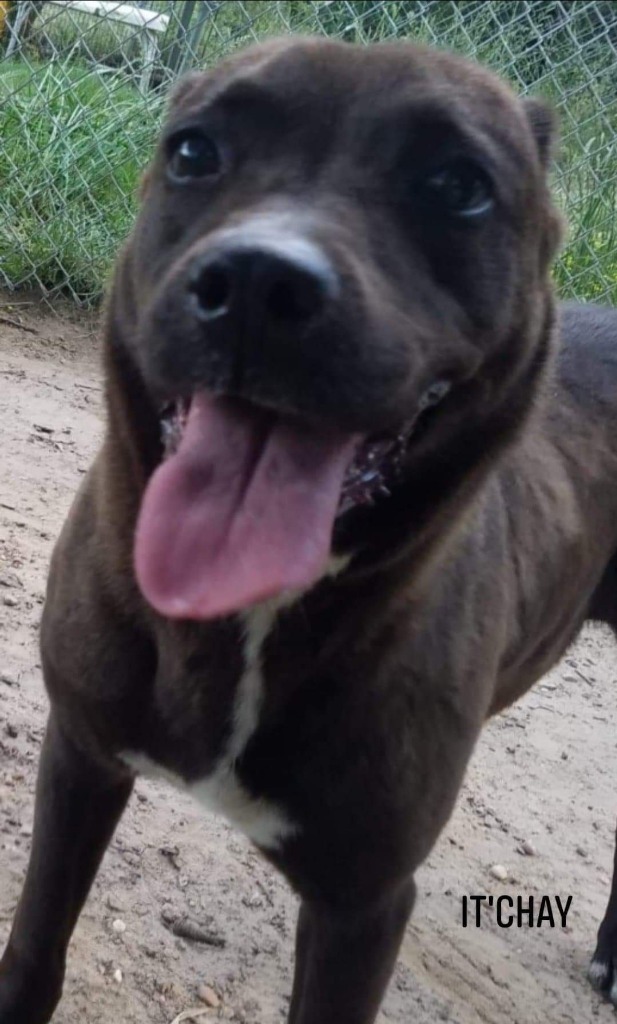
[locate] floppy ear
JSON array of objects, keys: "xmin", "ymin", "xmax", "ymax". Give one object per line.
[
  {"xmin": 168, "ymin": 70, "xmax": 205, "ymax": 112},
  {"xmin": 522, "ymin": 98, "xmax": 565, "ymax": 262},
  {"xmin": 522, "ymin": 97, "xmax": 558, "ymax": 169}
]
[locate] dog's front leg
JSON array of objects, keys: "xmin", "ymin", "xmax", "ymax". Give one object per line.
[
  {"xmin": 288, "ymin": 879, "xmax": 415, "ymax": 1024},
  {"xmin": 0, "ymin": 713, "xmax": 132, "ymax": 1024}
]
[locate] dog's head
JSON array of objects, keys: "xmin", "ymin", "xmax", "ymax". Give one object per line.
[{"xmin": 109, "ymin": 37, "xmax": 561, "ymax": 619}]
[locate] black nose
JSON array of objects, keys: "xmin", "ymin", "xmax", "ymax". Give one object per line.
[{"xmin": 189, "ymin": 243, "xmax": 337, "ymax": 330}]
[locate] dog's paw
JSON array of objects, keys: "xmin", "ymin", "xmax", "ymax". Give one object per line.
[{"xmin": 588, "ymin": 949, "xmax": 617, "ymax": 1005}]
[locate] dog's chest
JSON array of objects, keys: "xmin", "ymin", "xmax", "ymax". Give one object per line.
[{"xmin": 122, "ymin": 602, "xmax": 297, "ymax": 850}]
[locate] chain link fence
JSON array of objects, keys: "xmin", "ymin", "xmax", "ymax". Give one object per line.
[{"xmin": 1, "ymin": 0, "xmax": 616, "ymax": 306}]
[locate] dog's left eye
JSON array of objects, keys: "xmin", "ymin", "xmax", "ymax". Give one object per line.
[
  {"xmin": 421, "ymin": 159, "xmax": 494, "ymax": 218},
  {"xmin": 167, "ymin": 131, "xmax": 221, "ymax": 182}
]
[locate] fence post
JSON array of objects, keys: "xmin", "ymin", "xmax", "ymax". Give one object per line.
[
  {"xmin": 185, "ymin": 0, "xmax": 219, "ymax": 66},
  {"xmin": 163, "ymin": 0, "xmax": 199, "ymax": 81},
  {"xmin": 5, "ymin": 0, "xmax": 43, "ymax": 58}
]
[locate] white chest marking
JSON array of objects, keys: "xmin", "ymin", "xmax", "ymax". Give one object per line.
[
  {"xmin": 188, "ymin": 598, "xmax": 298, "ymax": 849},
  {"xmin": 122, "ymin": 600, "xmax": 295, "ymax": 850},
  {"xmin": 122, "ymin": 556, "xmax": 351, "ymax": 850}
]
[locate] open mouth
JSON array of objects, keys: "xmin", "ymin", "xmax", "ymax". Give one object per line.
[
  {"xmin": 158, "ymin": 397, "xmax": 415, "ymax": 517},
  {"xmin": 134, "ymin": 387, "xmax": 446, "ymax": 621}
]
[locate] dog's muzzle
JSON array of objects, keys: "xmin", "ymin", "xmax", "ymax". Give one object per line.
[{"xmin": 134, "ymin": 215, "xmax": 453, "ymax": 621}]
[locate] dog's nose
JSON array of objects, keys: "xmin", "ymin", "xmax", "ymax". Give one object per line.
[{"xmin": 189, "ymin": 243, "xmax": 337, "ymax": 330}]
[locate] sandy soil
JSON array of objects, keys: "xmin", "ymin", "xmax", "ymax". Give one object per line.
[{"xmin": 0, "ymin": 292, "xmax": 616, "ymax": 1024}]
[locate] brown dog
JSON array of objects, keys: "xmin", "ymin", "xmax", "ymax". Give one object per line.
[{"xmin": 1, "ymin": 36, "xmax": 617, "ymax": 1024}]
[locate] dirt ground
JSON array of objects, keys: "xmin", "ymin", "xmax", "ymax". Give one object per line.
[{"xmin": 0, "ymin": 292, "xmax": 615, "ymax": 1024}]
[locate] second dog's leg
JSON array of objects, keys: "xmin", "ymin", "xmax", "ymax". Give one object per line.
[
  {"xmin": 0, "ymin": 713, "xmax": 133, "ymax": 1024},
  {"xmin": 589, "ymin": 821, "xmax": 617, "ymax": 1004},
  {"xmin": 288, "ymin": 879, "xmax": 415, "ymax": 1024}
]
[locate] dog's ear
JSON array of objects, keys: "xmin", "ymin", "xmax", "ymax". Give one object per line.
[
  {"xmin": 522, "ymin": 97, "xmax": 558, "ymax": 169},
  {"xmin": 522, "ymin": 98, "xmax": 565, "ymax": 263},
  {"xmin": 168, "ymin": 71, "xmax": 205, "ymax": 112}
]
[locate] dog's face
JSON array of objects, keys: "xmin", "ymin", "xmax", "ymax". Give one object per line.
[{"xmin": 118, "ymin": 38, "xmax": 560, "ymax": 619}]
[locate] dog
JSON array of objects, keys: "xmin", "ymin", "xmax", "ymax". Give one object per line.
[{"xmin": 1, "ymin": 35, "xmax": 617, "ymax": 1024}]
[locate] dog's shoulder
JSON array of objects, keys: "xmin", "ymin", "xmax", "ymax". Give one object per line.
[{"xmin": 557, "ymin": 301, "xmax": 617, "ymax": 413}]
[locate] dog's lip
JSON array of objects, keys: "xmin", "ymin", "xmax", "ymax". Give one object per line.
[
  {"xmin": 159, "ymin": 396, "xmax": 191, "ymax": 455},
  {"xmin": 337, "ymin": 422, "xmax": 417, "ymax": 515}
]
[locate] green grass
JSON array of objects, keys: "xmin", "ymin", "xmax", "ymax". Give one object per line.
[
  {"xmin": 0, "ymin": 59, "xmax": 163, "ymax": 301},
  {"xmin": 30, "ymin": 5, "xmax": 144, "ymax": 67},
  {"xmin": 553, "ymin": 124, "xmax": 617, "ymax": 303},
  {"xmin": 1, "ymin": 0, "xmax": 616, "ymax": 305}
]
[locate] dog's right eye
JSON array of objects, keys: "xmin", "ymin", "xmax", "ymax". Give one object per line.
[
  {"xmin": 419, "ymin": 159, "xmax": 494, "ymax": 219},
  {"xmin": 167, "ymin": 131, "xmax": 221, "ymax": 182}
]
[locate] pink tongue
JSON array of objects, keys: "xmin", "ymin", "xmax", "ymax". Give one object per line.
[{"xmin": 134, "ymin": 393, "xmax": 357, "ymax": 619}]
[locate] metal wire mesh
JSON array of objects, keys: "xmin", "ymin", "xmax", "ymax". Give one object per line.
[{"xmin": 1, "ymin": 1, "xmax": 616, "ymax": 306}]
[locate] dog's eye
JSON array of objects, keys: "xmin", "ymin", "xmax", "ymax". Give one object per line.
[
  {"xmin": 167, "ymin": 131, "xmax": 221, "ymax": 182},
  {"xmin": 421, "ymin": 159, "xmax": 493, "ymax": 218}
]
